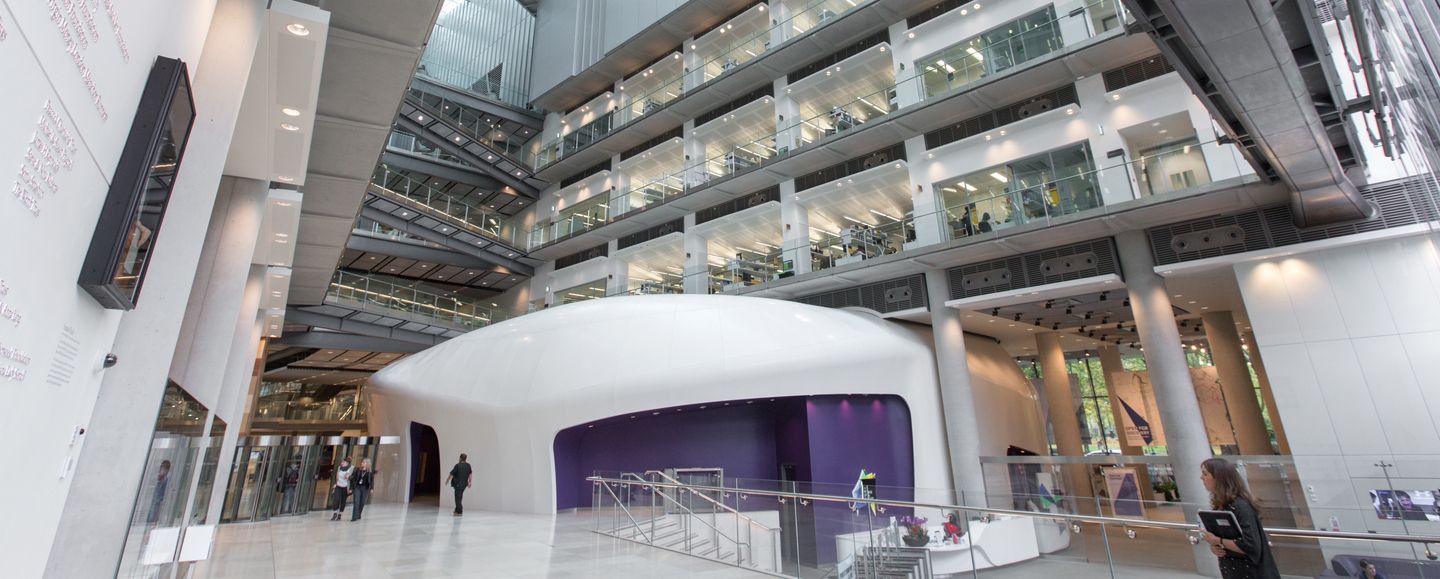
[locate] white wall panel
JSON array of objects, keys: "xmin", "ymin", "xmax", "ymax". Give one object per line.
[
  {"xmin": 1236, "ymin": 234, "xmax": 1440, "ymax": 546},
  {"xmin": 1322, "ymin": 246, "xmax": 1397, "ymax": 339}
]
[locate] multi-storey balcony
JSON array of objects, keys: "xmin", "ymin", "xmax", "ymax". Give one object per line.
[
  {"xmin": 530, "ymin": 0, "xmax": 885, "ymax": 175},
  {"xmin": 520, "ymin": 1, "xmax": 1144, "ymax": 260}
]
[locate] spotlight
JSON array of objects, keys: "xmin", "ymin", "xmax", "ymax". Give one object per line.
[
  {"xmin": 991, "ymin": 307, "xmax": 1000, "ymax": 316},
  {"xmin": 1122, "ymin": 298, "xmax": 1130, "ymax": 307},
  {"xmin": 1044, "ymin": 300, "xmax": 1054, "ymax": 309},
  {"xmin": 1099, "ymin": 291, "xmax": 1108, "ymax": 301},
  {"xmin": 1065, "ymin": 306, "xmax": 1073, "ymax": 315},
  {"xmin": 1084, "ymin": 311, "xmax": 1092, "ymax": 319}
]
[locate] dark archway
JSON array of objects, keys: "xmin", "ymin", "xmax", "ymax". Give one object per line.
[{"xmin": 409, "ymin": 422, "xmax": 441, "ymax": 501}]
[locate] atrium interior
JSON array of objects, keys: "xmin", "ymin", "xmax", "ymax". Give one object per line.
[{"xmin": 6, "ymin": 0, "xmax": 1440, "ymax": 578}]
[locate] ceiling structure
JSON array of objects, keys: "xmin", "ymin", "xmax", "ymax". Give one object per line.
[{"xmin": 289, "ymin": 0, "xmax": 445, "ymax": 305}]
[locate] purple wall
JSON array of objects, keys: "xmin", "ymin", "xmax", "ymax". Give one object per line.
[
  {"xmin": 553, "ymin": 403, "xmax": 783, "ymax": 509},
  {"xmin": 552, "ymin": 395, "xmax": 915, "ymax": 567},
  {"xmin": 804, "ymin": 396, "xmax": 915, "ymax": 563}
]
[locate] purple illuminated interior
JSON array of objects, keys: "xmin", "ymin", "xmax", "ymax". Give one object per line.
[{"xmin": 552, "ymin": 394, "xmax": 914, "ymax": 564}]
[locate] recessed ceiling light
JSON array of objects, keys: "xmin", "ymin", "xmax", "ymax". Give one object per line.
[
  {"xmin": 286, "ymin": 23, "xmax": 310, "ymax": 36},
  {"xmin": 282, "ymin": 108, "xmax": 301, "ymax": 117},
  {"xmin": 280, "ymin": 123, "xmax": 300, "ymax": 131},
  {"xmin": 276, "ymin": 175, "xmax": 294, "ymax": 182}
]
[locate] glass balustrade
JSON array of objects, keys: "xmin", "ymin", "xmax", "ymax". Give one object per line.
[
  {"xmin": 406, "ymin": 85, "xmax": 531, "ymax": 162},
  {"xmin": 532, "ymin": 0, "xmax": 876, "ymax": 170},
  {"xmin": 414, "ymin": 57, "xmax": 541, "ymax": 112},
  {"xmin": 386, "ymin": 130, "xmax": 470, "ymax": 166},
  {"xmin": 325, "ymin": 270, "xmax": 510, "ymax": 331},
  {"xmin": 527, "ymin": 0, "xmax": 1129, "ymax": 241},
  {"xmin": 590, "ymin": 468, "xmax": 1440, "ymax": 579},
  {"xmin": 369, "ymin": 164, "xmax": 526, "ymax": 248}
]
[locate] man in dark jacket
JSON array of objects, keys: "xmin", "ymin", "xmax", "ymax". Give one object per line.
[
  {"xmin": 446, "ymin": 453, "xmax": 474, "ymax": 516},
  {"xmin": 350, "ymin": 458, "xmax": 375, "ymax": 521}
]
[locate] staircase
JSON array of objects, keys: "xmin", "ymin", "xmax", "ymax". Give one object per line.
[
  {"xmin": 852, "ymin": 545, "xmax": 933, "ymax": 579},
  {"xmin": 592, "ymin": 473, "xmax": 782, "ymax": 574}
]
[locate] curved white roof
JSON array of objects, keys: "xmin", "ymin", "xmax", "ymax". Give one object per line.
[{"xmin": 368, "ymin": 295, "xmax": 952, "ymax": 513}]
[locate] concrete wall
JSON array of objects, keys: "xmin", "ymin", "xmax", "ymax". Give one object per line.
[{"xmin": 0, "ymin": 0, "xmax": 264, "ymax": 576}]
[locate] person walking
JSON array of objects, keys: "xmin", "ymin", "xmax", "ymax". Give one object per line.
[
  {"xmin": 350, "ymin": 458, "xmax": 375, "ymax": 521},
  {"xmin": 1200, "ymin": 457, "xmax": 1281, "ymax": 579},
  {"xmin": 446, "ymin": 453, "xmax": 474, "ymax": 516},
  {"xmin": 330, "ymin": 458, "xmax": 353, "ymax": 521}
]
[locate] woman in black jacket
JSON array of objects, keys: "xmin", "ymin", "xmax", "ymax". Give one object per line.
[{"xmin": 1201, "ymin": 458, "xmax": 1281, "ymax": 579}]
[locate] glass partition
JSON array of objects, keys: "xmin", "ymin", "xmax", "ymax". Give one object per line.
[
  {"xmin": 557, "ymin": 279, "xmax": 608, "ymax": 305},
  {"xmin": 326, "ymin": 270, "xmax": 510, "ymax": 331},
  {"xmin": 533, "ymin": 0, "xmax": 877, "ymax": 169},
  {"xmin": 406, "ymin": 85, "xmax": 530, "ymax": 161},
  {"xmin": 588, "ymin": 468, "xmax": 1440, "ymax": 579},
  {"xmin": 528, "ymin": 0, "xmax": 1130, "ymax": 242},
  {"xmin": 115, "ymin": 382, "xmax": 211, "ymax": 579},
  {"xmin": 369, "ymin": 164, "xmax": 525, "ymax": 248}
]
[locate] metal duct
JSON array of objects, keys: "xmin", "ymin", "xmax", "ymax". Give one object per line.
[{"xmin": 1124, "ymin": 0, "xmax": 1378, "ymax": 227}]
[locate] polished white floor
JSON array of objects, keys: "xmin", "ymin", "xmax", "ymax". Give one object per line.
[
  {"xmin": 191, "ymin": 501, "xmax": 756, "ymax": 578},
  {"xmin": 189, "ymin": 500, "xmax": 1223, "ymax": 578}
]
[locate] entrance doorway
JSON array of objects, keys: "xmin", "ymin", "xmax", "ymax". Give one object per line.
[{"xmin": 409, "ymin": 422, "xmax": 440, "ymax": 501}]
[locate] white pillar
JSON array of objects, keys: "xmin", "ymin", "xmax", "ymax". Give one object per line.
[
  {"xmin": 774, "ymin": 78, "xmax": 801, "ymax": 154},
  {"xmin": 684, "ymin": 229, "xmax": 709, "ymax": 294},
  {"xmin": 1203, "ymin": 311, "xmax": 1273, "ymax": 455},
  {"xmin": 1037, "ymin": 332, "xmax": 1091, "ymax": 500},
  {"xmin": 1075, "ymin": 76, "xmax": 1138, "ymax": 206},
  {"xmin": 905, "ymin": 137, "xmax": 943, "ymax": 249},
  {"xmin": 780, "ymin": 181, "xmax": 811, "ymax": 275},
  {"xmin": 923, "ymin": 270, "xmax": 988, "ymax": 506},
  {"xmin": 1116, "ymin": 231, "xmax": 1218, "ymax": 575}
]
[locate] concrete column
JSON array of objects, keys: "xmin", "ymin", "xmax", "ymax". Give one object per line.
[
  {"xmin": 1244, "ymin": 331, "xmax": 1290, "ymax": 454},
  {"xmin": 1037, "ymin": 332, "xmax": 1091, "ymax": 500},
  {"xmin": 43, "ymin": 0, "xmax": 267, "ymax": 573},
  {"xmin": 684, "ymin": 230, "xmax": 709, "ymax": 294},
  {"xmin": 1099, "ymin": 346, "xmax": 1155, "ymax": 501},
  {"xmin": 904, "ymin": 136, "xmax": 944, "ymax": 249},
  {"xmin": 1202, "ymin": 311, "xmax": 1273, "ymax": 455},
  {"xmin": 1116, "ymin": 231, "xmax": 1217, "ymax": 575},
  {"xmin": 780, "ymin": 182, "xmax": 811, "ymax": 275},
  {"xmin": 923, "ymin": 270, "xmax": 987, "ymax": 507}
]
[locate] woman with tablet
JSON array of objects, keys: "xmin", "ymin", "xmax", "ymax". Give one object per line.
[{"xmin": 1200, "ymin": 458, "xmax": 1282, "ymax": 579}]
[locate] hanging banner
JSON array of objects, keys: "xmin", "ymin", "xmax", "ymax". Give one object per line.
[
  {"xmin": 1110, "ymin": 371, "xmax": 1167, "ymax": 447},
  {"xmin": 1189, "ymin": 366, "xmax": 1237, "ymax": 446},
  {"xmin": 1104, "ymin": 467, "xmax": 1146, "ymax": 518}
]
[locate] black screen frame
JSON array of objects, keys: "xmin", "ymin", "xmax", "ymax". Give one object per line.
[{"xmin": 78, "ymin": 56, "xmax": 197, "ymax": 310}]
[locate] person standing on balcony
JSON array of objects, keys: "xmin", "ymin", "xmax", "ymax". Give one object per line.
[
  {"xmin": 350, "ymin": 458, "xmax": 375, "ymax": 521},
  {"xmin": 446, "ymin": 453, "xmax": 474, "ymax": 516},
  {"xmin": 1201, "ymin": 458, "xmax": 1281, "ymax": 579}
]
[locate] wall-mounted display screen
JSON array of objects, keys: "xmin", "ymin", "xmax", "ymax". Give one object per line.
[
  {"xmin": 78, "ymin": 56, "xmax": 196, "ymax": 310},
  {"xmin": 1370, "ymin": 489, "xmax": 1440, "ymax": 521}
]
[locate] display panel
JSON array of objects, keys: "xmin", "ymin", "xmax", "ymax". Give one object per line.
[{"xmin": 78, "ymin": 56, "xmax": 196, "ymax": 310}]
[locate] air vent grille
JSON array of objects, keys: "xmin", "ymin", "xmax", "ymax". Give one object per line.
[
  {"xmin": 793, "ymin": 274, "xmax": 927, "ymax": 314},
  {"xmin": 947, "ymin": 239, "xmax": 1119, "ymax": 300},
  {"xmin": 1149, "ymin": 176, "xmax": 1440, "ymax": 265},
  {"xmin": 1102, "ymin": 56, "xmax": 1176, "ymax": 92}
]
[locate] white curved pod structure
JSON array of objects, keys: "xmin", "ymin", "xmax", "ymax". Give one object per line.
[{"xmin": 368, "ymin": 295, "xmax": 954, "ymax": 514}]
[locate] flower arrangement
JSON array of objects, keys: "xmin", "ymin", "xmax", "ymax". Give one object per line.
[{"xmin": 897, "ymin": 515, "xmax": 929, "ymax": 546}]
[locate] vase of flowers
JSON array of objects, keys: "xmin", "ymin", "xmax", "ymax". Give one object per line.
[{"xmin": 897, "ymin": 515, "xmax": 929, "ymax": 547}]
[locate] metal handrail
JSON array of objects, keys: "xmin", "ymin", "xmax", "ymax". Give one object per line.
[
  {"xmin": 600, "ymin": 480, "xmax": 651, "ymax": 543},
  {"xmin": 619, "ymin": 476, "xmax": 747, "ymax": 563},
  {"xmin": 645, "ymin": 470, "xmax": 777, "ymax": 533},
  {"xmin": 588, "ymin": 476, "xmax": 1440, "ymax": 546}
]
